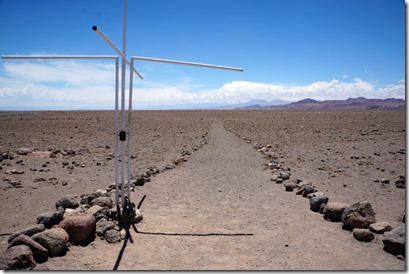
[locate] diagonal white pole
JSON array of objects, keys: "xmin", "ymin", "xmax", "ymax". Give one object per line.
[{"xmin": 92, "ymin": 26, "xmax": 143, "ymax": 80}]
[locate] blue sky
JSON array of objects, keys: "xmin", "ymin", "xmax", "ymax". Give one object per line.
[{"xmin": 0, "ymin": 0, "xmax": 405, "ymax": 110}]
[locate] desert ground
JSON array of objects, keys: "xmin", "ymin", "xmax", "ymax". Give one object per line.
[{"xmin": 0, "ymin": 109, "xmax": 406, "ymax": 270}]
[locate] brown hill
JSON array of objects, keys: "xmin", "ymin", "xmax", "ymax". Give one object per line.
[{"xmin": 242, "ymin": 97, "xmax": 405, "ymax": 110}]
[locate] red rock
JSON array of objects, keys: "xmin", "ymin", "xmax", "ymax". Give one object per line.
[{"xmin": 58, "ymin": 214, "xmax": 96, "ymax": 242}]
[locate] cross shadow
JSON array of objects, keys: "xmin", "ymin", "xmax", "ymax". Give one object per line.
[
  {"xmin": 113, "ymin": 223, "xmax": 138, "ymax": 270},
  {"xmin": 136, "ymin": 230, "xmax": 254, "ymax": 237},
  {"xmin": 112, "ymin": 194, "xmax": 253, "ymax": 270}
]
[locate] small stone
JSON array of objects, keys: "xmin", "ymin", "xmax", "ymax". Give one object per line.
[
  {"xmin": 381, "ymin": 179, "xmax": 390, "ymax": 184},
  {"xmin": 55, "ymin": 195, "xmax": 79, "ymax": 209},
  {"xmin": 369, "ymin": 222, "xmax": 393, "ymax": 234},
  {"xmin": 275, "ymin": 178, "xmax": 283, "ymax": 184},
  {"xmin": 16, "ymin": 148, "xmax": 32, "ymax": 156},
  {"xmin": 37, "ymin": 207, "xmax": 64, "ymax": 228},
  {"xmin": 91, "ymin": 196, "xmax": 113, "ymax": 208},
  {"xmin": 96, "ymin": 218, "xmax": 114, "ymax": 236},
  {"xmin": 302, "ymin": 185, "xmax": 316, "ymax": 197},
  {"xmin": 104, "ymin": 229, "xmax": 122, "ymax": 243},
  {"xmin": 31, "ymin": 228, "xmax": 69, "ymax": 256},
  {"xmin": 63, "ymin": 207, "xmax": 86, "ymax": 219},
  {"xmin": 383, "ymin": 226, "xmax": 405, "ymax": 255},
  {"xmin": 353, "ymin": 228, "xmax": 374, "ymax": 242},
  {"xmin": 395, "ymin": 176, "xmax": 405, "ymax": 189},
  {"xmin": 396, "ymin": 255, "xmax": 405, "ymax": 261},
  {"xmin": 284, "ymin": 182, "xmax": 295, "ymax": 191},
  {"xmin": 279, "ymin": 172, "xmax": 290, "ymax": 180}
]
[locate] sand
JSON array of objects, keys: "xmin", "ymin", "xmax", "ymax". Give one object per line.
[{"xmin": 0, "ymin": 109, "xmax": 405, "ymax": 270}]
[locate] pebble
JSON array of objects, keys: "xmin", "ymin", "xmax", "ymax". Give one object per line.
[{"xmin": 352, "ymin": 228, "xmax": 374, "ymax": 242}]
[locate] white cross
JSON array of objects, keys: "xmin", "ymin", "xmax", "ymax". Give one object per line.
[{"xmin": 2, "ymin": 0, "xmax": 243, "ymax": 221}]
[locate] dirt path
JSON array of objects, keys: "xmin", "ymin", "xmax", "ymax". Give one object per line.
[{"xmin": 46, "ymin": 119, "xmax": 404, "ymax": 270}]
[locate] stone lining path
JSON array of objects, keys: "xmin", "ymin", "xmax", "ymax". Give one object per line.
[{"xmin": 46, "ymin": 119, "xmax": 404, "ymax": 270}]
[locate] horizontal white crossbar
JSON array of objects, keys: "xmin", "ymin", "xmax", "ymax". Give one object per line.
[
  {"xmin": 131, "ymin": 56, "xmax": 244, "ymax": 72},
  {"xmin": 1, "ymin": 55, "xmax": 118, "ymax": 60}
]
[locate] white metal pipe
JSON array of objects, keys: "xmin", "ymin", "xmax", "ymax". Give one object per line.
[
  {"xmin": 1, "ymin": 55, "xmax": 118, "ymax": 60},
  {"xmin": 114, "ymin": 57, "xmax": 120, "ymax": 210},
  {"xmin": 92, "ymin": 26, "xmax": 143, "ymax": 79},
  {"xmin": 127, "ymin": 58, "xmax": 134, "ymax": 200},
  {"xmin": 131, "ymin": 56, "xmax": 244, "ymax": 72},
  {"xmin": 122, "ymin": 0, "xmax": 128, "ymax": 65}
]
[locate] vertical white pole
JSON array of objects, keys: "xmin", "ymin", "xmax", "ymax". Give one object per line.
[
  {"xmin": 114, "ymin": 57, "xmax": 120, "ymax": 209},
  {"xmin": 120, "ymin": 0, "xmax": 128, "ymax": 207},
  {"xmin": 127, "ymin": 58, "xmax": 134, "ymax": 200}
]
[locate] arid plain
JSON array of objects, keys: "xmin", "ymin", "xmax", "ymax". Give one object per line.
[{"xmin": 0, "ymin": 109, "xmax": 405, "ymax": 270}]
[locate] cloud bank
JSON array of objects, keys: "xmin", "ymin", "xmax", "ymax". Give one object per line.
[{"xmin": 0, "ymin": 60, "xmax": 405, "ymax": 109}]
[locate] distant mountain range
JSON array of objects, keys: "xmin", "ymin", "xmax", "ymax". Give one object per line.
[
  {"xmin": 238, "ymin": 97, "xmax": 406, "ymax": 110},
  {"xmin": 1, "ymin": 97, "xmax": 405, "ymax": 111}
]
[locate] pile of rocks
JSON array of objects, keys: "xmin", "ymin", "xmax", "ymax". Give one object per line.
[
  {"xmin": 238, "ymin": 135, "xmax": 406, "ymax": 261},
  {"xmin": 0, "ymin": 190, "xmax": 143, "ymax": 270}
]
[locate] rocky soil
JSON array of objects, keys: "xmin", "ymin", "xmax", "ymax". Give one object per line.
[{"xmin": 0, "ymin": 109, "xmax": 405, "ymax": 270}]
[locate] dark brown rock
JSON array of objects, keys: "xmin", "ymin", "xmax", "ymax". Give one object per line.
[
  {"xmin": 8, "ymin": 234, "xmax": 48, "ymax": 261},
  {"xmin": 323, "ymin": 202, "xmax": 349, "ymax": 221},
  {"xmin": 31, "ymin": 228, "xmax": 69, "ymax": 256},
  {"xmin": 341, "ymin": 202, "xmax": 376, "ymax": 228},
  {"xmin": 383, "ymin": 226, "xmax": 405, "ymax": 255},
  {"xmin": 55, "ymin": 195, "xmax": 79, "ymax": 209},
  {"xmin": 352, "ymin": 228, "xmax": 375, "ymax": 242},
  {"xmin": 91, "ymin": 196, "xmax": 113, "ymax": 208},
  {"xmin": 0, "ymin": 245, "xmax": 36, "ymax": 270},
  {"xmin": 8, "ymin": 224, "xmax": 45, "ymax": 243}
]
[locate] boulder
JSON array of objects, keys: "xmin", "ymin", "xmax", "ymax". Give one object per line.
[
  {"xmin": 57, "ymin": 215, "xmax": 96, "ymax": 242},
  {"xmin": 310, "ymin": 196, "xmax": 329, "ymax": 212},
  {"xmin": 55, "ymin": 195, "xmax": 79, "ymax": 209},
  {"xmin": 8, "ymin": 224, "xmax": 45, "ymax": 243},
  {"xmin": 341, "ymin": 202, "xmax": 376, "ymax": 229},
  {"xmin": 369, "ymin": 222, "xmax": 393, "ymax": 234},
  {"xmin": 352, "ymin": 228, "xmax": 375, "ymax": 242},
  {"xmin": 96, "ymin": 218, "xmax": 115, "ymax": 236},
  {"xmin": 91, "ymin": 197, "xmax": 113, "ymax": 208},
  {"xmin": 0, "ymin": 245, "xmax": 36, "ymax": 270},
  {"xmin": 383, "ymin": 226, "xmax": 405, "ymax": 255},
  {"xmin": 31, "ymin": 228, "xmax": 69, "ymax": 256},
  {"xmin": 323, "ymin": 202, "xmax": 349, "ymax": 221},
  {"xmin": 37, "ymin": 207, "xmax": 64, "ymax": 228},
  {"xmin": 8, "ymin": 234, "xmax": 48, "ymax": 261}
]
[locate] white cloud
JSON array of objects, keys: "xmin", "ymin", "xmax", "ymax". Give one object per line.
[{"xmin": 0, "ymin": 60, "xmax": 405, "ymax": 109}]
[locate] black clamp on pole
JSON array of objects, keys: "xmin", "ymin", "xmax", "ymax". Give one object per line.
[{"xmin": 119, "ymin": 130, "xmax": 126, "ymax": 141}]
